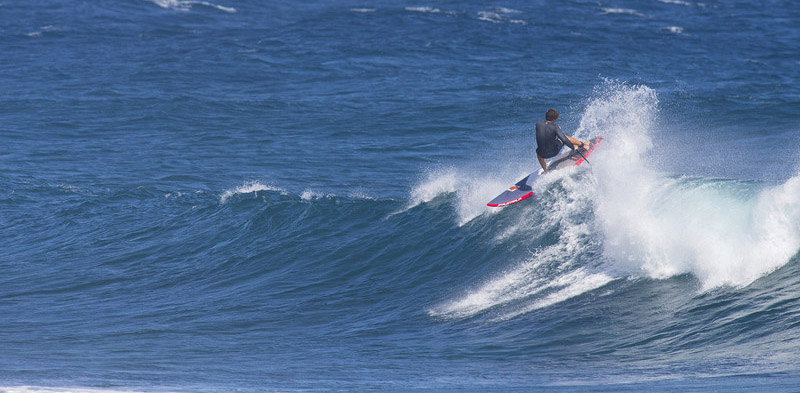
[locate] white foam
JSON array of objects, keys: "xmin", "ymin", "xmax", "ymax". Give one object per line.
[
  {"xmin": 407, "ymin": 169, "xmax": 459, "ymax": 207},
  {"xmin": 429, "ymin": 171, "xmax": 604, "ymax": 320},
  {"xmin": 405, "ymin": 6, "xmax": 458, "ymax": 16},
  {"xmin": 430, "ymin": 262, "xmax": 545, "ymax": 319},
  {"xmin": 300, "ymin": 190, "xmax": 318, "ymax": 200},
  {"xmin": 496, "ymin": 269, "xmax": 614, "ymax": 321},
  {"xmin": 476, "ymin": 10, "xmax": 528, "ymax": 25},
  {"xmin": 493, "ymin": 7, "xmax": 522, "ymax": 14},
  {"xmin": 149, "ymin": 0, "xmax": 236, "ymax": 13},
  {"xmin": 662, "ymin": 26, "xmax": 685, "ymax": 34},
  {"xmin": 657, "ymin": 0, "xmax": 692, "ymax": 5},
  {"xmin": 350, "ymin": 8, "xmax": 376, "ymax": 13},
  {"xmin": 430, "ymin": 222, "xmax": 608, "ymax": 320},
  {"xmin": 347, "ymin": 190, "xmax": 376, "ymax": 200},
  {"xmin": 219, "ymin": 181, "xmax": 283, "ymax": 203},
  {"xmin": 300, "ymin": 189, "xmax": 336, "ymax": 200},
  {"xmin": 405, "ymin": 6, "xmax": 442, "ymax": 14},
  {"xmin": 601, "ymin": 8, "xmax": 644, "ymax": 17},
  {"xmin": 431, "ymin": 80, "xmax": 800, "ymax": 321},
  {"xmin": 585, "ymin": 80, "xmax": 800, "ymax": 290},
  {"xmin": 477, "ymin": 11, "xmax": 503, "ymax": 23},
  {"xmin": 406, "ymin": 167, "xmax": 514, "ymax": 226}
]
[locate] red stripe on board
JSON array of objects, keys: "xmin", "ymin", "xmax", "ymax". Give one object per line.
[
  {"xmin": 573, "ymin": 136, "xmax": 603, "ymax": 166},
  {"xmin": 487, "ymin": 191, "xmax": 534, "ymax": 207}
]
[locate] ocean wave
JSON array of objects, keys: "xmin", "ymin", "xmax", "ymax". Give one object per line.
[
  {"xmin": 219, "ymin": 181, "xmax": 284, "ymax": 203},
  {"xmin": 583, "ymin": 81, "xmax": 800, "ymax": 290},
  {"xmin": 405, "ymin": 167, "xmax": 511, "ymax": 225},
  {"xmin": 430, "ymin": 80, "xmax": 800, "ymax": 321}
]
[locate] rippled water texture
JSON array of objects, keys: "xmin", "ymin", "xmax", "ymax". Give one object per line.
[{"xmin": 2, "ymin": 0, "xmax": 800, "ymax": 391}]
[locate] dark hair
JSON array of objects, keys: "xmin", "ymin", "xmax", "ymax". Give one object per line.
[{"xmin": 545, "ymin": 108, "xmax": 559, "ymax": 122}]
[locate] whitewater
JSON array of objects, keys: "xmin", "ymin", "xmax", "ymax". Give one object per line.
[{"xmin": 426, "ymin": 82, "xmax": 800, "ymax": 322}]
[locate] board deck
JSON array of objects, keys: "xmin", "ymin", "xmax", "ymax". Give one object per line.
[{"xmin": 486, "ymin": 136, "xmax": 603, "ymax": 207}]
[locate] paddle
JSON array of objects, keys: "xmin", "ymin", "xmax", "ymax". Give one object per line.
[
  {"xmin": 575, "ymin": 142, "xmax": 591, "ymax": 165},
  {"xmin": 577, "ymin": 150, "xmax": 590, "ymax": 164}
]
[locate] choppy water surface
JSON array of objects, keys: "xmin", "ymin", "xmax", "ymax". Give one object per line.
[{"xmin": 2, "ymin": 0, "xmax": 800, "ymax": 391}]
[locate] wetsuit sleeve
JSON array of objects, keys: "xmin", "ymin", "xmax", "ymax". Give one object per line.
[{"xmin": 554, "ymin": 125, "xmax": 575, "ymax": 150}]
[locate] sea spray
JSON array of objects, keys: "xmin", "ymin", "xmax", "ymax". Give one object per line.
[
  {"xmin": 406, "ymin": 167, "xmax": 510, "ymax": 225},
  {"xmin": 587, "ymin": 81, "xmax": 800, "ymax": 290},
  {"xmin": 432, "ymin": 80, "xmax": 800, "ymax": 321}
]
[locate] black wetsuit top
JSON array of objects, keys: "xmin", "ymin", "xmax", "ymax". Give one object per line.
[{"xmin": 535, "ymin": 120, "xmax": 574, "ymax": 159}]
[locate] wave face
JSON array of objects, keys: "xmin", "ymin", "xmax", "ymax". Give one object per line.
[
  {"xmin": 2, "ymin": 0, "xmax": 800, "ymax": 391},
  {"xmin": 425, "ymin": 82, "xmax": 800, "ymax": 319}
]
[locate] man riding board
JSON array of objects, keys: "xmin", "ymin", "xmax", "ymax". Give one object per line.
[{"xmin": 535, "ymin": 108, "xmax": 590, "ymax": 172}]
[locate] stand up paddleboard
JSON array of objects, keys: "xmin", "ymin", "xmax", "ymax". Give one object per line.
[{"xmin": 486, "ymin": 136, "xmax": 603, "ymax": 207}]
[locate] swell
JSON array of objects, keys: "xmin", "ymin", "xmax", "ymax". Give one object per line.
[
  {"xmin": 2, "ymin": 179, "xmax": 479, "ymax": 318},
  {"xmin": 4, "ymin": 167, "xmax": 800, "ymax": 386}
]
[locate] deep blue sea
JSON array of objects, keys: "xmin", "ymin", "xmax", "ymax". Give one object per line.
[{"xmin": 3, "ymin": 0, "xmax": 800, "ymax": 392}]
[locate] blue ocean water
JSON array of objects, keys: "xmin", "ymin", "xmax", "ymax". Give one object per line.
[{"xmin": 2, "ymin": 0, "xmax": 800, "ymax": 391}]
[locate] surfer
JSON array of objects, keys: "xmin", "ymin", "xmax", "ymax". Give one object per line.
[{"xmin": 535, "ymin": 108, "xmax": 589, "ymax": 172}]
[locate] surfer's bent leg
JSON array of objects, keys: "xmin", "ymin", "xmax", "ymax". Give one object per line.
[{"xmin": 537, "ymin": 154, "xmax": 548, "ymax": 172}]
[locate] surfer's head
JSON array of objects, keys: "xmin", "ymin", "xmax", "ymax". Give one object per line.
[{"xmin": 545, "ymin": 108, "xmax": 559, "ymax": 122}]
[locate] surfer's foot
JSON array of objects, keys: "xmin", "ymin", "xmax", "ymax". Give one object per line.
[{"xmin": 582, "ymin": 141, "xmax": 590, "ymax": 150}]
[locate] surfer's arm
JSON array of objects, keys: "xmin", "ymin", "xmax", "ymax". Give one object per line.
[
  {"xmin": 565, "ymin": 135, "xmax": 588, "ymax": 150},
  {"xmin": 555, "ymin": 126, "xmax": 576, "ymax": 150}
]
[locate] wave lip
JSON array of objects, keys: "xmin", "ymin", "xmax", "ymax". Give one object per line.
[
  {"xmin": 405, "ymin": 167, "xmax": 509, "ymax": 225},
  {"xmin": 219, "ymin": 181, "xmax": 284, "ymax": 203},
  {"xmin": 583, "ymin": 80, "xmax": 800, "ymax": 291}
]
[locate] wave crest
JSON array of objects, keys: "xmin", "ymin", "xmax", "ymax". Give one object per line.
[
  {"xmin": 586, "ymin": 81, "xmax": 800, "ymax": 290},
  {"xmin": 219, "ymin": 181, "xmax": 284, "ymax": 203}
]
